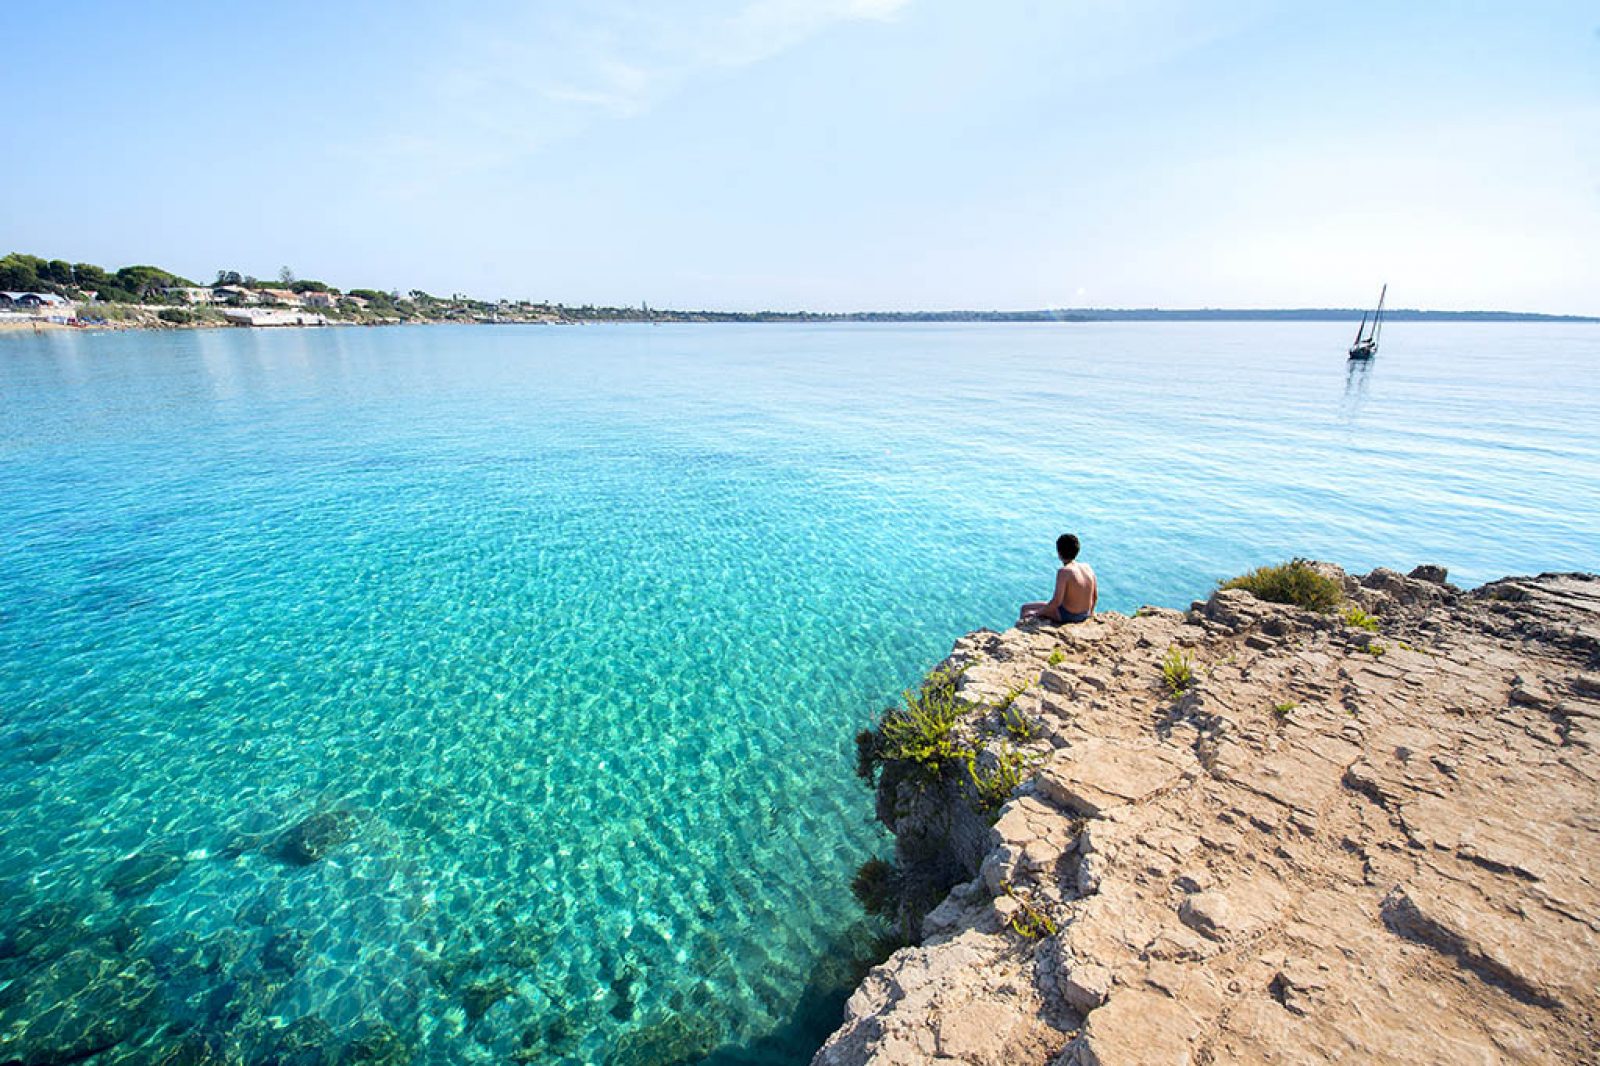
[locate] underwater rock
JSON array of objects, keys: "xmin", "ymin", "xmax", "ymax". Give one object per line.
[
  {"xmin": 234, "ymin": 892, "xmax": 286, "ymax": 928},
  {"xmin": 102, "ymin": 911, "xmax": 149, "ymax": 954},
  {"xmin": 0, "ymin": 949, "xmax": 161, "ymax": 1065},
  {"xmin": 106, "ymin": 848, "xmax": 186, "ymax": 899},
  {"xmin": 462, "ymin": 977, "xmax": 515, "ymax": 1021},
  {"xmin": 605, "ymin": 1011, "xmax": 720, "ymax": 1066},
  {"xmin": 609, "ymin": 964, "xmax": 639, "ymax": 1022},
  {"xmin": 0, "ymin": 901, "xmax": 85, "ymax": 962},
  {"xmin": 25, "ymin": 741, "xmax": 64, "ymax": 765},
  {"xmin": 511, "ymin": 1014, "xmax": 578, "ymax": 1062},
  {"xmin": 267, "ymin": 811, "xmax": 362, "ymax": 866},
  {"xmin": 216, "ymin": 831, "xmax": 271, "ymax": 861},
  {"xmin": 8, "ymin": 726, "xmax": 84, "ymax": 767},
  {"xmin": 260, "ymin": 930, "xmax": 309, "ymax": 976},
  {"xmin": 338, "ymin": 1020, "xmax": 411, "ymax": 1065},
  {"xmin": 149, "ymin": 929, "xmax": 250, "ymax": 1011},
  {"xmin": 144, "ymin": 1028, "xmax": 234, "ymax": 1065},
  {"xmin": 255, "ymin": 1014, "xmax": 336, "ymax": 1066}
]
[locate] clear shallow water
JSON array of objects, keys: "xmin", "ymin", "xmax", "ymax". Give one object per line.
[{"xmin": 1, "ymin": 321, "xmax": 1596, "ymax": 1063}]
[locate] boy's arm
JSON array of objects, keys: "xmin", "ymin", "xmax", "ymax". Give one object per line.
[{"xmin": 1049, "ymin": 569, "xmax": 1069, "ymax": 612}]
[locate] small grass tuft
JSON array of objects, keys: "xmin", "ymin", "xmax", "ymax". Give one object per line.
[
  {"xmin": 971, "ymin": 747, "xmax": 1030, "ymax": 816},
  {"xmin": 1046, "ymin": 649, "xmax": 1065, "ymax": 667},
  {"xmin": 1272, "ymin": 700, "xmax": 1297, "ymax": 718},
  {"xmin": 999, "ymin": 880, "xmax": 1058, "ymax": 939},
  {"xmin": 1221, "ymin": 558, "xmax": 1344, "ymax": 613},
  {"xmin": 1161, "ymin": 647, "xmax": 1195, "ymax": 696},
  {"xmin": 1364, "ymin": 641, "xmax": 1388, "ymax": 657},
  {"xmin": 992, "ymin": 682, "xmax": 1028, "ymax": 714},
  {"xmin": 1001, "ymin": 704, "xmax": 1036, "ymax": 742},
  {"xmin": 1343, "ymin": 606, "xmax": 1380, "ymax": 632}
]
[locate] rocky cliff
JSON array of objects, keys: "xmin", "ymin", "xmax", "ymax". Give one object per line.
[{"xmin": 816, "ymin": 565, "xmax": 1600, "ymax": 1065}]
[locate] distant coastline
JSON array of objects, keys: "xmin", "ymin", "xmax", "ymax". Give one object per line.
[
  {"xmin": 3, "ymin": 251, "xmax": 1595, "ymax": 332},
  {"xmin": 6, "ymin": 300, "xmax": 1595, "ymax": 335},
  {"xmin": 7, "ymin": 306, "xmax": 1594, "ymax": 334},
  {"xmin": 629, "ymin": 307, "xmax": 1600, "ymax": 324}
]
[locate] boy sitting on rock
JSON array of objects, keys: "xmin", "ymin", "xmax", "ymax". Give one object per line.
[{"xmin": 1019, "ymin": 533, "xmax": 1097, "ymax": 626}]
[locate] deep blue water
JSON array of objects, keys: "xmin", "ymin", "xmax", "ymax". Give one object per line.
[{"xmin": 1, "ymin": 321, "xmax": 1596, "ymax": 1063}]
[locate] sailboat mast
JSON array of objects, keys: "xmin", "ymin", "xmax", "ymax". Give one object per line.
[
  {"xmin": 1372, "ymin": 284, "xmax": 1387, "ymax": 345},
  {"xmin": 1354, "ymin": 312, "xmax": 1369, "ymax": 344}
]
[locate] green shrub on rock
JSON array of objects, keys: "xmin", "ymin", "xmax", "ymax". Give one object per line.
[
  {"xmin": 1222, "ymin": 559, "xmax": 1344, "ymax": 613},
  {"xmin": 971, "ymin": 747, "xmax": 1029, "ymax": 815},
  {"xmin": 861, "ymin": 666, "xmax": 973, "ymax": 785},
  {"xmin": 851, "ymin": 857, "xmax": 897, "ymax": 917}
]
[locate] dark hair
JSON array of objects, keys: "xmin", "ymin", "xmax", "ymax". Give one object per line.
[{"xmin": 1056, "ymin": 534, "xmax": 1080, "ymax": 563}]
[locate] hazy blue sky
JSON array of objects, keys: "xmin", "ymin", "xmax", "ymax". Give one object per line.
[{"xmin": 4, "ymin": 2, "xmax": 1596, "ymax": 312}]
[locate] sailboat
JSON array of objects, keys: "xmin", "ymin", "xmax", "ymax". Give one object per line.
[{"xmin": 1348, "ymin": 284, "xmax": 1386, "ymax": 360}]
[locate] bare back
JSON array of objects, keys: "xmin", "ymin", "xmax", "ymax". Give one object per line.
[{"xmin": 1058, "ymin": 562, "xmax": 1097, "ymax": 614}]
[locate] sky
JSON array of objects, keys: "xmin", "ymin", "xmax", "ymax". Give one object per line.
[{"xmin": 3, "ymin": 1, "xmax": 1596, "ymax": 313}]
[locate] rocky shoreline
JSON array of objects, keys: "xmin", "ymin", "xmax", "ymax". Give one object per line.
[{"xmin": 817, "ymin": 564, "xmax": 1600, "ymax": 1065}]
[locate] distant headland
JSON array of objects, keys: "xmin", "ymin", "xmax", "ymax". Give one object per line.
[{"xmin": 3, "ymin": 252, "xmax": 1595, "ymax": 330}]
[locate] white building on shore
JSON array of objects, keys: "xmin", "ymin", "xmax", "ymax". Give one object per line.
[
  {"xmin": 0, "ymin": 291, "xmax": 70, "ymax": 309},
  {"xmin": 222, "ymin": 308, "xmax": 331, "ymax": 328},
  {"xmin": 211, "ymin": 285, "xmax": 259, "ymax": 305}
]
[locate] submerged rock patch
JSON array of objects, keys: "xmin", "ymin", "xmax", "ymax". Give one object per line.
[
  {"xmin": 105, "ymin": 848, "xmax": 185, "ymax": 899},
  {"xmin": 266, "ymin": 810, "xmax": 362, "ymax": 866}
]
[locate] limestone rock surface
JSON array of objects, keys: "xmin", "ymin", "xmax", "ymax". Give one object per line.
[{"xmin": 814, "ymin": 567, "xmax": 1600, "ymax": 1066}]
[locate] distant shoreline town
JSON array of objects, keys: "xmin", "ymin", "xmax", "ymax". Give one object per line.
[{"xmin": 2, "ymin": 252, "xmax": 1595, "ymax": 331}]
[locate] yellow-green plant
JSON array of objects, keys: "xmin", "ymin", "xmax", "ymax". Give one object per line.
[
  {"xmin": 1161, "ymin": 647, "xmax": 1195, "ymax": 696},
  {"xmin": 1001, "ymin": 704, "xmax": 1036, "ymax": 742},
  {"xmin": 863, "ymin": 666, "xmax": 974, "ymax": 785},
  {"xmin": 1046, "ymin": 649, "xmax": 1065, "ymax": 666},
  {"xmin": 992, "ymin": 682, "xmax": 1029, "ymax": 714},
  {"xmin": 1222, "ymin": 559, "xmax": 1343, "ymax": 613},
  {"xmin": 971, "ymin": 747, "xmax": 1029, "ymax": 815},
  {"xmin": 1364, "ymin": 641, "xmax": 1388, "ymax": 657},
  {"xmin": 999, "ymin": 880, "xmax": 1057, "ymax": 939},
  {"xmin": 1343, "ymin": 606, "xmax": 1380, "ymax": 632},
  {"xmin": 1272, "ymin": 700, "xmax": 1296, "ymax": 717}
]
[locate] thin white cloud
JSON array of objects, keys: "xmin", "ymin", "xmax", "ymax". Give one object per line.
[
  {"xmin": 543, "ymin": 58, "xmax": 656, "ymax": 118},
  {"xmin": 344, "ymin": 0, "xmax": 914, "ymax": 197},
  {"xmin": 707, "ymin": 0, "xmax": 912, "ymax": 68}
]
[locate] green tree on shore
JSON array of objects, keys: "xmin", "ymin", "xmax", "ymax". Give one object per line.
[
  {"xmin": 0, "ymin": 253, "xmax": 45, "ymax": 292},
  {"xmin": 113, "ymin": 265, "xmax": 193, "ymax": 300}
]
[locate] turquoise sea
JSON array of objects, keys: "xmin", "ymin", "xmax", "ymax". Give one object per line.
[{"xmin": 2, "ymin": 322, "xmax": 1597, "ymax": 1064}]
